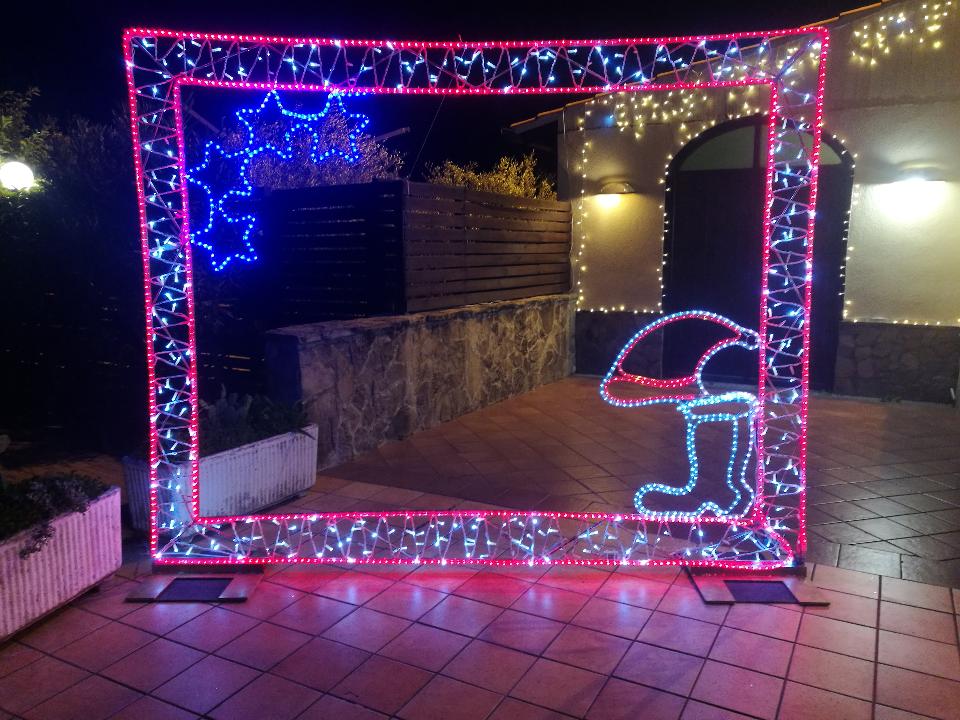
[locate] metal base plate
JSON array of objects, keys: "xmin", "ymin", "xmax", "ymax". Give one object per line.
[
  {"xmin": 126, "ymin": 573, "xmax": 261, "ymax": 603},
  {"xmin": 688, "ymin": 568, "xmax": 829, "ymax": 606}
]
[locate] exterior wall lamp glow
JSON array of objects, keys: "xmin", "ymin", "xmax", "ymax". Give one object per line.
[
  {"xmin": 596, "ymin": 180, "xmax": 636, "ymax": 208},
  {"xmin": 875, "ymin": 163, "xmax": 948, "ymax": 222}
]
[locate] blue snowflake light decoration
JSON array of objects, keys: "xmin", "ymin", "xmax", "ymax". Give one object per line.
[{"xmin": 186, "ymin": 91, "xmax": 370, "ymax": 271}]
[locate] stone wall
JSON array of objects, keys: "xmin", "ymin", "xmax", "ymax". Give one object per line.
[
  {"xmin": 834, "ymin": 322, "xmax": 960, "ymax": 404},
  {"xmin": 575, "ymin": 311, "xmax": 662, "ymax": 376},
  {"xmin": 266, "ymin": 294, "xmax": 575, "ymax": 468}
]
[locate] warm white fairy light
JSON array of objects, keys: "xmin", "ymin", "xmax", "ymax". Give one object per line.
[
  {"xmin": 573, "ymin": 86, "xmax": 766, "ymax": 313},
  {"xmin": 849, "ymin": 0, "xmax": 955, "ymax": 66}
]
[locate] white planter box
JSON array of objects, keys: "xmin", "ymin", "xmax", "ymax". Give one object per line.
[
  {"xmin": 124, "ymin": 425, "xmax": 318, "ymax": 531},
  {"xmin": 1, "ymin": 487, "xmax": 121, "ymax": 639}
]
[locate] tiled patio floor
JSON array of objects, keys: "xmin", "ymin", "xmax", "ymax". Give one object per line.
[
  {"xmin": 321, "ymin": 376, "xmax": 960, "ymax": 587},
  {"xmin": 3, "ymin": 549, "xmax": 960, "ymax": 718},
  {"xmin": 4, "ymin": 377, "xmax": 960, "ymax": 718}
]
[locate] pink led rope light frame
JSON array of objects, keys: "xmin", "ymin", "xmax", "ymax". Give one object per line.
[{"xmin": 124, "ymin": 26, "xmax": 829, "ymax": 568}]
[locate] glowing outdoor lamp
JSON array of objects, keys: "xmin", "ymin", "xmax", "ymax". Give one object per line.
[
  {"xmin": 596, "ymin": 180, "xmax": 635, "ymax": 209},
  {"xmin": 875, "ymin": 163, "xmax": 948, "ymax": 221},
  {"xmin": 0, "ymin": 160, "xmax": 36, "ymax": 191}
]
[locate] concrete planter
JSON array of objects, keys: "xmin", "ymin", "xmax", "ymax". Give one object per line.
[
  {"xmin": 123, "ymin": 425, "xmax": 318, "ymax": 531},
  {"xmin": 1, "ymin": 487, "xmax": 121, "ymax": 639}
]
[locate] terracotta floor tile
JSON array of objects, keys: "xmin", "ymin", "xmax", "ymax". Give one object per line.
[
  {"xmin": 538, "ymin": 566, "xmax": 610, "ymax": 596},
  {"xmin": 657, "ymin": 583, "xmax": 729, "ymax": 625},
  {"xmin": 267, "ymin": 565, "xmax": 346, "ymax": 593},
  {"xmin": 812, "ymin": 565, "xmax": 880, "ymax": 598},
  {"xmin": 708, "ymin": 626, "xmax": 793, "ymax": 677},
  {"xmin": 614, "ymin": 640, "xmax": 704, "ymax": 695},
  {"xmin": 269, "ymin": 593, "xmax": 356, "ymax": 635},
  {"xmin": 805, "ymin": 589, "xmax": 879, "ymax": 627},
  {"xmin": 0, "ymin": 656, "xmax": 88, "ymax": 715},
  {"xmin": 22, "ymin": 675, "xmax": 140, "ymax": 720},
  {"xmin": 510, "ymin": 657, "xmax": 606, "ymax": 717},
  {"xmin": 19, "ymin": 607, "xmax": 109, "ymax": 653},
  {"xmin": 315, "ymin": 572, "xmax": 396, "ymax": 605},
  {"xmin": 69, "ymin": 582, "xmax": 141, "ymax": 620},
  {"xmin": 881, "ymin": 576, "xmax": 954, "ymax": 612},
  {"xmin": 455, "ymin": 574, "xmax": 533, "ymax": 607},
  {"xmin": 586, "ymin": 677, "xmax": 684, "ymax": 720},
  {"xmin": 166, "ymin": 606, "xmax": 260, "ymax": 652},
  {"xmin": 53, "ymin": 620, "xmax": 155, "ymax": 671},
  {"xmin": 691, "ymin": 660, "xmax": 784, "ymax": 720},
  {"xmin": 680, "ymin": 700, "xmax": 754, "ymax": 719},
  {"xmin": 403, "ymin": 566, "xmax": 478, "ymax": 593},
  {"xmin": 271, "ymin": 636, "xmax": 369, "ymax": 691},
  {"xmin": 875, "ymin": 664, "xmax": 960, "ymax": 720},
  {"xmin": 107, "ymin": 695, "xmax": 196, "ymax": 720},
  {"xmin": 570, "ymin": 597, "xmax": 652, "ymax": 639},
  {"xmin": 227, "ymin": 581, "xmax": 305, "ymax": 620},
  {"xmin": 880, "ymin": 601, "xmax": 958, "ymax": 643},
  {"xmin": 0, "ymin": 642, "xmax": 43, "ymax": 678},
  {"xmin": 510, "ymin": 584, "xmax": 590, "ymax": 622},
  {"xmin": 420, "ymin": 595, "xmax": 503, "ymax": 636},
  {"xmin": 838, "ymin": 544, "xmax": 904, "ymax": 578},
  {"xmin": 777, "ymin": 681, "xmax": 872, "ymax": 720},
  {"xmin": 487, "ymin": 697, "xmax": 569, "ymax": 720},
  {"xmin": 873, "ymin": 704, "xmax": 937, "ymax": 720},
  {"xmin": 442, "ymin": 639, "xmax": 537, "ymax": 694},
  {"xmin": 543, "ymin": 625, "xmax": 630, "ymax": 674},
  {"xmin": 364, "ymin": 582, "xmax": 447, "ymax": 620},
  {"xmin": 333, "ymin": 655, "xmax": 433, "ymax": 715},
  {"xmin": 119, "ymin": 602, "xmax": 210, "ymax": 636},
  {"xmin": 637, "ymin": 611, "xmax": 719, "ymax": 657},
  {"xmin": 216, "ymin": 620, "xmax": 311, "ymax": 670},
  {"xmin": 298, "ymin": 695, "xmax": 388, "ymax": 719},
  {"xmin": 723, "ymin": 603, "xmax": 802, "ymax": 642},
  {"xmin": 878, "ymin": 629, "xmax": 960, "ymax": 680},
  {"xmin": 398, "ymin": 675, "xmax": 501, "ymax": 720},
  {"xmin": 796, "ymin": 613, "xmax": 877, "ymax": 660},
  {"xmin": 850, "ymin": 517, "xmax": 918, "ymax": 540},
  {"xmin": 811, "ymin": 522, "xmax": 879, "ymax": 545},
  {"xmin": 154, "ymin": 655, "xmax": 260, "ymax": 715},
  {"xmin": 101, "ymin": 637, "xmax": 204, "ymax": 691},
  {"xmin": 479, "ymin": 609, "xmax": 564, "ymax": 654},
  {"xmin": 322, "ymin": 607, "xmax": 411, "ymax": 652},
  {"xmin": 208, "ymin": 672, "xmax": 320, "ymax": 720},
  {"xmin": 788, "ymin": 644, "xmax": 875, "ymax": 700},
  {"xmin": 614, "ymin": 565, "xmax": 693, "ymax": 587},
  {"xmin": 595, "ymin": 574, "xmax": 669, "ymax": 609},
  {"xmin": 380, "ymin": 622, "xmax": 470, "ymax": 672}
]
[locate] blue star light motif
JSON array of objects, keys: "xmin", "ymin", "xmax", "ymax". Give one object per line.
[{"xmin": 187, "ymin": 91, "xmax": 371, "ymax": 271}]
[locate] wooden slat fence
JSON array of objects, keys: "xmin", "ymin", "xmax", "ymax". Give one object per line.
[
  {"xmin": 197, "ymin": 180, "xmax": 570, "ymax": 396},
  {"xmin": 402, "ymin": 181, "xmax": 571, "ymax": 311}
]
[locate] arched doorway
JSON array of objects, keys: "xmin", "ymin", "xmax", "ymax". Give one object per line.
[{"xmin": 661, "ymin": 116, "xmax": 853, "ymax": 391}]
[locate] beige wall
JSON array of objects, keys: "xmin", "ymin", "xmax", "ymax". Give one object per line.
[
  {"xmin": 561, "ymin": 0, "xmax": 960, "ymax": 326},
  {"xmin": 824, "ymin": 3, "xmax": 960, "ymax": 325}
]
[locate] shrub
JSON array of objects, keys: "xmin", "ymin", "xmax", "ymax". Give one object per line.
[
  {"xmin": 0, "ymin": 474, "xmax": 109, "ymax": 558},
  {"xmin": 426, "ymin": 152, "xmax": 556, "ymax": 199},
  {"xmin": 199, "ymin": 389, "xmax": 309, "ymax": 456}
]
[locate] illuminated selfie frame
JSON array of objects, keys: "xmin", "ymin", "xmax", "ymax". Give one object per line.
[{"xmin": 124, "ymin": 26, "xmax": 828, "ymax": 568}]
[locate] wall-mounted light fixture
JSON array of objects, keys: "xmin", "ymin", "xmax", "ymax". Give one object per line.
[
  {"xmin": 599, "ymin": 180, "xmax": 636, "ymax": 194},
  {"xmin": 595, "ymin": 180, "xmax": 636, "ymax": 209},
  {"xmin": 875, "ymin": 163, "xmax": 948, "ymax": 222}
]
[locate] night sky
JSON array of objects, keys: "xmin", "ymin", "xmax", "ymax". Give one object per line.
[{"xmin": 5, "ymin": 1, "xmax": 870, "ymax": 173}]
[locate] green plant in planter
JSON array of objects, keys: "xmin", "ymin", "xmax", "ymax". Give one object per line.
[
  {"xmin": 199, "ymin": 389, "xmax": 308, "ymax": 456},
  {"xmin": 0, "ymin": 473, "xmax": 108, "ymax": 558}
]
